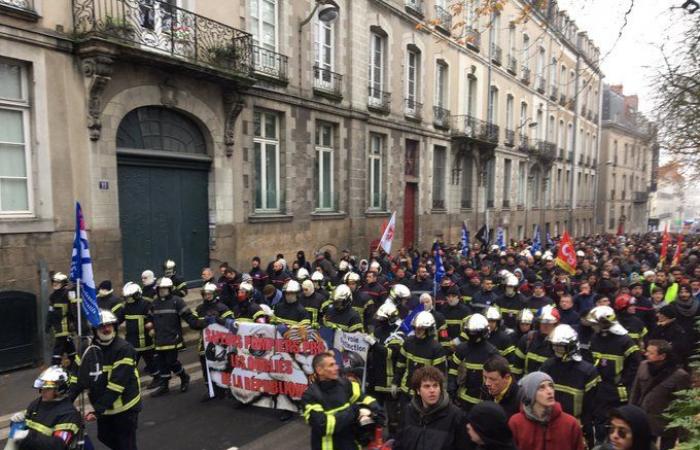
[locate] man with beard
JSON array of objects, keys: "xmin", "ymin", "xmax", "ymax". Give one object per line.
[
  {"xmin": 459, "ymin": 274, "xmax": 482, "ymax": 306},
  {"xmin": 671, "ymin": 283, "xmax": 700, "ymax": 349},
  {"xmin": 408, "ymin": 264, "xmax": 434, "ymax": 293}
]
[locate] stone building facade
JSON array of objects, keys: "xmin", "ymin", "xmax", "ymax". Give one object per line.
[
  {"xmin": 596, "ymin": 84, "xmax": 659, "ymax": 234},
  {"xmin": 0, "ymin": 0, "xmax": 602, "ymax": 295}
]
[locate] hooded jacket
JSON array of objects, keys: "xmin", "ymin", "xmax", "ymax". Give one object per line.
[
  {"xmin": 508, "ymin": 402, "xmax": 584, "ymax": 450},
  {"xmin": 466, "ymin": 401, "xmax": 518, "ymax": 450},
  {"xmin": 592, "ymin": 405, "xmax": 657, "ymax": 450},
  {"xmin": 394, "ymin": 392, "xmax": 470, "ymax": 450}
]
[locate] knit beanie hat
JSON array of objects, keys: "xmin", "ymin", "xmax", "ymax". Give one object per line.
[{"xmin": 518, "ymin": 371, "xmax": 553, "ymax": 406}]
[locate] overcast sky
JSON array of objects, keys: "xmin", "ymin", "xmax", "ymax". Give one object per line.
[{"xmin": 557, "ymin": 0, "xmax": 692, "ymax": 115}]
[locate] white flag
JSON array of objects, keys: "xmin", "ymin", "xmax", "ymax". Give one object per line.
[{"xmin": 378, "ymin": 211, "xmax": 397, "ymax": 254}]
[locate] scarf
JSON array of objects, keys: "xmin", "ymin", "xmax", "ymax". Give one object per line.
[{"xmin": 674, "ymin": 297, "xmax": 700, "ymax": 318}]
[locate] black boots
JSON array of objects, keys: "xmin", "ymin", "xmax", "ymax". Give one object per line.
[
  {"xmin": 150, "ymin": 379, "xmax": 170, "ymax": 397},
  {"xmin": 179, "ymin": 371, "xmax": 190, "ymax": 393}
]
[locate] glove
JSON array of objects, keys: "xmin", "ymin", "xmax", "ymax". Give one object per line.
[
  {"xmin": 205, "ymin": 315, "xmax": 217, "ymax": 325},
  {"xmin": 12, "ymin": 429, "xmax": 28, "ymax": 441},
  {"xmin": 10, "ymin": 412, "xmax": 25, "ymax": 423},
  {"xmin": 364, "ymin": 335, "xmax": 377, "ymax": 346},
  {"xmin": 389, "ymin": 384, "xmax": 398, "ymax": 399}
]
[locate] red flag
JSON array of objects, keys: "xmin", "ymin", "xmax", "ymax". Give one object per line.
[
  {"xmin": 555, "ymin": 230, "xmax": 577, "ymax": 275},
  {"xmin": 671, "ymin": 234, "xmax": 684, "ymax": 267},
  {"xmin": 659, "ymin": 225, "xmax": 670, "ymax": 267}
]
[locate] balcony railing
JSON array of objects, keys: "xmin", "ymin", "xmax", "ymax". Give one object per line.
[
  {"xmin": 368, "ymin": 86, "xmax": 391, "ymax": 113},
  {"xmin": 404, "ymin": 98, "xmax": 423, "ymax": 120},
  {"xmin": 633, "ymin": 191, "xmax": 649, "ymax": 203},
  {"xmin": 465, "ymin": 27, "xmax": 480, "ymax": 51},
  {"xmin": 521, "ymin": 66, "xmax": 531, "ymax": 85},
  {"xmin": 559, "ymin": 93, "xmax": 567, "ymax": 106},
  {"xmin": 505, "ymin": 129, "xmax": 515, "ymax": 147},
  {"xmin": 535, "ymin": 74, "xmax": 546, "ymax": 93},
  {"xmin": 405, "ymin": 0, "xmax": 423, "ymax": 15},
  {"xmin": 549, "ymin": 85, "xmax": 558, "ymax": 101},
  {"xmin": 451, "ymin": 115, "xmax": 499, "ymax": 144},
  {"xmin": 434, "ymin": 5, "xmax": 452, "ymax": 34},
  {"xmin": 491, "ymin": 44, "xmax": 502, "ymax": 65},
  {"xmin": 433, "ymin": 105, "xmax": 451, "ymax": 130},
  {"xmin": 530, "ymin": 139, "xmax": 557, "ymax": 162},
  {"xmin": 432, "ymin": 198, "xmax": 446, "ymax": 210},
  {"xmin": 461, "ymin": 199, "xmax": 472, "ymax": 209},
  {"xmin": 313, "ymin": 66, "xmax": 343, "ymax": 98},
  {"xmin": 253, "ymin": 45, "xmax": 288, "ymax": 82},
  {"xmin": 1, "ymin": 0, "xmax": 33, "ymax": 9},
  {"xmin": 72, "ymin": 0, "xmax": 253, "ymax": 78},
  {"xmin": 507, "ymin": 54, "xmax": 517, "ymax": 74},
  {"xmin": 519, "ymin": 133, "xmax": 529, "ymax": 152}
]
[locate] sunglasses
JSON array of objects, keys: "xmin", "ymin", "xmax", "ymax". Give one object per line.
[{"xmin": 606, "ymin": 425, "xmax": 629, "ymax": 439}]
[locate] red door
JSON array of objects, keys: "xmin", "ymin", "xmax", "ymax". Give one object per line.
[{"xmin": 404, "ymin": 183, "xmax": 417, "ymax": 247}]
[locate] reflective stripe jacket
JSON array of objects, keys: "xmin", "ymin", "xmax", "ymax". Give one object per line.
[
  {"xmin": 367, "ymin": 323, "xmax": 404, "ymax": 392},
  {"xmin": 117, "ymin": 297, "xmax": 154, "ymax": 352},
  {"xmin": 496, "ymin": 293, "xmax": 527, "ymax": 330},
  {"xmin": 351, "ymin": 290, "xmax": 375, "ymax": 331},
  {"xmin": 440, "ymin": 303, "xmax": 472, "ymax": 343},
  {"xmin": 514, "ymin": 330, "xmax": 553, "ymax": 375},
  {"xmin": 151, "ymin": 294, "xmax": 198, "ymax": 350},
  {"xmin": 22, "ymin": 397, "xmax": 80, "ymax": 450},
  {"xmin": 69, "ymin": 337, "xmax": 142, "ymax": 416},
  {"xmin": 232, "ymin": 300, "xmax": 267, "ymax": 323},
  {"xmin": 193, "ymin": 299, "xmax": 233, "ymax": 354},
  {"xmin": 448, "ymin": 340, "xmax": 498, "ymax": 406},
  {"xmin": 273, "ymin": 300, "xmax": 310, "ymax": 327},
  {"xmin": 488, "ymin": 327, "xmax": 518, "ymax": 364},
  {"xmin": 302, "ymin": 378, "xmax": 384, "ymax": 450},
  {"xmin": 394, "ymin": 335, "xmax": 448, "ymax": 394},
  {"xmin": 323, "ymin": 306, "xmax": 364, "ymax": 333},
  {"xmin": 589, "ymin": 332, "xmax": 641, "ymax": 404},
  {"xmin": 47, "ymin": 289, "xmax": 74, "ymax": 337},
  {"xmin": 301, "ymin": 291, "xmax": 325, "ymax": 328},
  {"xmin": 167, "ymin": 274, "xmax": 188, "ymax": 298},
  {"xmin": 541, "ymin": 357, "xmax": 600, "ymax": 422}
]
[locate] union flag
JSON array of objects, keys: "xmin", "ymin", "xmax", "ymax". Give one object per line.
[{"xmin": 555, "ymin": 230, "xmax": 577, "ymax": 275}]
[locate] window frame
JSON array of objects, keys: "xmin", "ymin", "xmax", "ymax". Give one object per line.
[
  {"xmin": 406, "ymin": 49, "xmax": 420, "ymax": 107},
  {"xmin": 315, "ymin": 122, "xmax": 335, "ymax": 211},
  {"xmin": 369, "ymin": 32, "xmax": 385, "ymax": 100},
  {"xmin": 253, "ymin": 110, "xmax": 281, "ymax": 212},
  {"xmin": 249, "ymin": 0, "xmax": 279, "ymax": 51},
  {"xmin": 432, "ymin": 145, "xmax": 446, "ymax": 209},
  {"xmin": 314, "ymin": 15, "xmax": 335, "ymax": 77},
  {"xmin": 368, "ymin": 133, "xmax": 384, "ymax": 210},
  {"xmin": 0, "ymin": 59, "xmax": 33, "ymax": 217}
]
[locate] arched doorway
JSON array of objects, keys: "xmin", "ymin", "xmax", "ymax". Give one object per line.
[{"xmin": 116, "ymin": 106, "xmax": 211, "ymax": 284}]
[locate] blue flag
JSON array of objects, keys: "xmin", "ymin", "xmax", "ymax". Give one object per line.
[
  {"xmin": 461, "ymin": 223, "xmax": 470, "ymax": 257},
  {"xmin": 69, "ymin": 202, "xmax": 102, "ymax": 327},
  {"xmin": 496, "ymin": 227, "xmax": 506, "ymax": 250},
  {"xmin": 433, "ymin": 241, "xmax": 445, "ymax": 286},
  {"xmin": 531, "ymin": 225, "xmax": 541, "ymax": 253},
  {"xmin": 399, "ymin": 304, "xmax": 424, "ymax": 335}
]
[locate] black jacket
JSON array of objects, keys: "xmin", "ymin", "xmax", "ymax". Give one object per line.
[
  {"xmin": 301, "ymin": 378, "xmax": 384, "ymax": 450},
  {"xmin": 485, "ymin": 379, "xmax": 520, "ymax": 419},
  {"xmin": 273, "ymin": 300, "xmax": 310, "ymax": 326},
  {"xmin": 20, "ymin": 397, "xmax": 81, "ymax": 450},
  {"xmin": 394, "ymin": 335, "xmax": 448, "ymax": 393},
  {"xmin": 323, "ymin": 305, "xmax": 363, "ymax": 333},
  {"xmin": 496, "ymin": 293, "xmax": 527, "ymax": 330},
  {"xmin": 151, "ymin": 294, "xmax": 198, "ymax": 350},
  {"xmin": 116, "ymin": 297, "xmax": 154, "ymax": 352},
  {"xmin": 541, "ymin": 357, "xmax": 600, "ymax": 423},
  {"xmin": 448, "ymin": 339, "xmax": 498, "ymax": 407},
  {"xmin": 394, "ymin": 393, "xmax": 470, "ymax": 450},
  {"xmin": 301, "ymin": 291, "xmax": 326, "ymax": 328}
]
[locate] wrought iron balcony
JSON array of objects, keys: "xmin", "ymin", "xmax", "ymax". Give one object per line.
[
  {"xmin": 502, "ymin": 199, "xmax": 510, "ymax": 208},
  {"xmin": 559, "ymin": 93, "xmax": 567, "ymax": 106},
  {"xmin": 433, "ymin": 105, "xmax": 451, "ymax": 130},
  {"xmin": 432, "ymin": 198, "xmax": 446, "ymax": 210},
  {"xmin": 519, "ymin": 133, "xmax": 530, "ymax": 152},
  {"xmin": 252, "ymin": 45, "xmax": 288, "ymax": 82},
  {"xmin": 549, "ymin": 85, "xmax": 558, "ymax": 101},
  {"xmin": 465, "ymin": 27, "xmax": 480, "ymax": 52},
  {"xmin": 530, "ymin": 139, "xmax": 557, "ymax": 163},
  {"xmin": 72, "ymin": 0, "xmax": 253, "ymax": 79},
  {"xmin": 461, "ymin": 199, "xmax": 472, "ymax": 209},
  {"xmin": 535, "ymin": 74, "xmax": 546, "ymax": 93},
  {"xmin": 491, "ymin": 44, "xmax": 502, "ymax": 66},
  {"xmin": 505, "ymin": 129, "xmax": 515, "ymax": 147},
  {"xmin": 405, "ymin": 0, "xmax": 423, "ymax": 15},
  {"xmin": 0, "ymin": 0, "xmax": 38, "ymax": 20},
  {"xmin": 451, "ymin": 115, "xmax": 499, "ymax": 144},
  {"xmin": 404, "ymin": 98, "xmax": 423, "ymax": 120},
  {"xmin": 507, "ymin": 54, "xmax": 517, "ymax": 74},
  {"xmin": 434, "ymin": 5, "xmax": 452, "ymax": 34},
  {"xmin": 368, "ymin": 86, "xmax": 391, "ymax": 113},
  {"xmin": 633, "ymin": 191, "xmax": 649, "ymax": 203},
  {"xmin": 520, "ymin": 66, "xmax": 531, "ymax": 85},
  {"xmin": 313, "ymin": 66, "xmax": 343, "ymax": 98}
]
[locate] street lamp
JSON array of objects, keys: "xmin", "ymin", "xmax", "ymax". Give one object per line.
[{"xmin": 299, "ymin": 0, "xmax": 340, "ymax": 31}]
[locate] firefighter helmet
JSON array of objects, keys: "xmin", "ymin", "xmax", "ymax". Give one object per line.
[
  {"xmin": 463, "ymin": 313, "xmax": 490, "ymax": 342},
  {"xmin": 548, "ymin": 324, "xmax": 581, "ymax": 362}
]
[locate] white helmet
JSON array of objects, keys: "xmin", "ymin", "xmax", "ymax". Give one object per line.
[
  {"xmin": 52, "ymin": 272, "xmax": 68, "ymax": 284},
  {"xmin": 284, "ymin": 280, "xmax": 301, "ymax": 293},
  {"xmin": 537, "ymin": 305, "xmax": 560, "ymax": 324},
  {"xmin": 369, "ymin": 261, "xmax": 382, "ymax": 273},
  {"xmin": 505, "ymin": 275, "xmax": 519, "ymax": 288},
  {"xmin": 463, "ymin": 313, "xmax": 490, "ymax": 342},
  {"xmin": 163, "ymin": 259, "xmax": 177, "ymax": 275},
  {"xmin": 375, "ymin": 301, "xmax": 399, "ymax": 321},
  {"xmin": 296, "ymin": 268, "xmax": 310, "ymax": 281},
  {"xmin": 122, "ymin": 281, "xmax": 142, "ymax": 299},
  {"xmin": 201, "ymin": 282, "xmax": 217, "ymax": 299},
  {"xmin": 239, "ymin": 281, "xmax": 254, "ymax": 294},
  {"xmin": 311, "ymin": 271, "xmax": 325, "ymax": 282},
  {"xmin": 548, "ymin": 324, "xmax": 581, "ymax": 361},
  {"xmin": 156, "ymin": 277, "xmax": 173, "ymax": 289},
  {"xmin": 332, "ymin": 284, "xmax": 353, "ymax": 310},
  {"xmin": 389, "ymin": 284, "xmax": 411, "ymax": 302},
  {"xmin": 259, "ymin": 303, "xmax": 274, "ymax": 317},
  {"xmin": 517, "ymin": 308, "xmax": 535, "ymax": 325},
  {"xmin": 94, "ymin": 309, "xmax": 119, "ymax": 345},
  {"xmin": 484, "ymin": 305, "xmax": 502, "ymax": 322},
  {"xmin": 586, "ymin": 305, "xmax": 628, "ymax": 335},
  {"xmin": 141, "ymin": 270, "xmax": 155, "ymax": 286},
  {"xmin": 413, "ymin": 311, "xmax": 436, "ymax": 330},
  {"xmin": 301, "ymin": 279, "xmax": 315, "ymax": 296},
  {"xmin": 33, "ymin": 366, "xmax": 70, "ymax": 397},
  {"xmin": 344, "ymin": 272, "xmax": 361, "ymax": 284},
  {"xmin": 97, "ymin": 309, "xmax": 119, "ymax": 326},
  {"xmin": 338, "ymin": 260, "xmax": 349, "ymax": 272}
]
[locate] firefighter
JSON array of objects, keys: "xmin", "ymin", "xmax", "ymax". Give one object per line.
[
  {"xmin": 484, "ymin": 306, "xmax": 517, "ymax": 365},
  {"xmin": 8, "ymin": 366, "xmax": 81, "ymax": 450},
  {"xmin": 150, "ymin": 277, "xmax": 199, "ymax": 397},
  {"xmin": 496, "ymin": 274, "xmax": 527, "ymax": 330},
  {"xmin": 345, "ymin": 272, "xmax": 374, "ymax": 331},
  {"xmin": 232, "ymin": 281, "xmax": 268, "ymax": 323},
  {"xmin": 300, "ymin": 279, "xmax": 325, "ymax": 328},
  {"xmin": 585, "ymin": 305, "xmax": 642, "ymax": 444},
  {"xmin": 323, "ymin": 284, "xmax": 364, "ymax": 333},
  {"xmin": 97, "ymin": 280, "xmax": 123, "ymax": 317},
  {"xmin": 541, "ymin": 324, "xmax": 600, "ymax": 444},
  {"xmin": 46, "ymin": 272, "xmax": 77, "ymax": 366},
  {"xmin": 162, "ymin": 259, "xmax": 187, "ymax": 297},
  {"xmin": 386, "ymin": 283, "xmax": 413, "ymax": 319},
  {"xmin": 515, "ymin": 308, "xmax": 535, "ymax": 341},
  {"xmin": 68, "ymin": 310, "xmax": 141, "ymax": 449},
  {"xmin": 117, "ymin": 282, "xmax": 159, "ymax": 389},
  {"xmin": 192, "ymin": 282, "xmax": 233, "ymax": 401},
  {"xmin": 393, "ymin": 312, "xmax": 448, "ymax": 400},
  {"xmin": 514, "ymin": 305, "xmax": 558, "ymax": 376},
  {"xmin": 442, "ymin": 285, "xmax": 473, "ymax": 350},
  {"xmin": 448, "ymin": 313, "xmax": 498, "ymax": 412},
  {"xmin": 614, "ymin": 293, "xmax": 648, "ymax": 349},
  {"xmin": 273, "ymin": 280, "xmax": 311, "ymax": 329},
  {"xmin": 140, "ymin": 270, "xmax": 157, "ymax": 302}
]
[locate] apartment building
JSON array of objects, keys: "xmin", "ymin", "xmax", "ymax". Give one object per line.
[{"xmin": 0, "ymin": 0, "xmax": 601, "ymax": 294}]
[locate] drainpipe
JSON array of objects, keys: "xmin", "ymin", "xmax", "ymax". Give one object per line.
[{"xmin": 568, "ymin": 50, "xmax": 580, "ymax": 235}]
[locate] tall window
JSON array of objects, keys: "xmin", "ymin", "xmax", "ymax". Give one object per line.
[
  {"xmin": 536, "ymin": 47, "xmax": 545, "ymax": 78},
  {"xmin": 462, "ymin": 154, "xmax": 473, "ymax": 208},
  {"xmin": 558, "ymin": 119, "xmax": 565, "ymax": 149},
  {"xmin": 0, "ymin": 60, "xmax": 30, "ymax": 213},
  {"xmin": 568, "ymin": 70, "xmax": 575, "ymax": 98},
  {"xmin": 486, "ymin": 158, "xmax": 495, "ymax": 207},
  {"xmin": 314, "ymin": 16, "xmax": 334, "ymax": 82},
  {"xmin": 503, "ymin": 159, "xmax": 512, "ymax": 207},
  {"xmin": 253, "ymin": 111, "xmax": 280, "ymax": 211},
  {"xmin": 567, "ymin": 123, "xmax": 574, "ymax": 150},
  {"xmin": 433, "ymin": 146, "xmax": 446, "ymax": 208},
  {"xmin": 406, "ymin": 49, "xmax": 420, "ymax": 110},
  {"xmin": 506, "ymin": 94, "xmax": 514, "ymax": 131},
  {"xmin": 489, "ymin": 86, "xmax": 498, "ymax": 124},
  {"xmin": 435, "ymin": 61, "xmax": 448, "ymax": 107},
  {"xmin": 466, "ymin": 75, "xmax": 477, "ymax": 116},
  {"xmin": 560, "ymin": 65, "xmax": 567, "ymax": 93},
  {"xmin": 550, "ymin": 57, "xmax": 557, "ymax": 87},
  {"xmin": 249, "ymin": 0, "xmax": 278, "ymax": 51},
  {"xmin": 369, "ymin": 134, "xmax": 384, "ymax": 209},
  {"xmin": 508, "ymin": 25, "xmax": 516, "ymax": 56},
  {"xmin": 520, "ymin": 102, "xmax": 528, "ymax": 131},
  {"xmin": 315, "ymin": 123, "xmax": 334, "ymax": 210},
  {"xmin": 492, "ymin": 13, "xmax": 500, "ymax": 46},
  {"xmin": 548, "ymin": 115, "xmax": 555, "ymax": 142},
  {"xmin": 522, "ymin": 34, "xmax": 530, "ymax": 68},
  {"xmin": 369, "ymin": 32, "xmax": 385, "ymax": 101},
  {"xmin": 517, "ymin": 161, "xmax": 527, "ymax": 206}
]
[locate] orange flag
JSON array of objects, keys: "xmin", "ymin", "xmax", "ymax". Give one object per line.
[
  {"xmin": 555, "ymin": 230, "xmax": 577, "ymax": 275},
  {"xmin": 671, "ymin": 234, "xmax": 684, "ymax": 267},
  {"xmin": 659, "ymin": 225, "xmax": 670, "ymax": 267}
]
